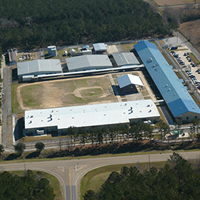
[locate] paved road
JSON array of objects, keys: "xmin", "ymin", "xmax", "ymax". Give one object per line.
[
  {"xmin": 1, "ymin": 57, "xmax": 12, "ymax": 148},
  {"xmin": 1, "ymin": 151, "xmax": 200, "ymax": 200},
  {"xmin": 159, "ymin": 3, "xmax": 200, "ymax": 8}
]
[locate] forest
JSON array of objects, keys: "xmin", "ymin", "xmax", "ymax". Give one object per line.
[
  {"xmin": 0, "ymin": 170, "xmax": 55, "ymax": 200},
  {"xmin": 83, "ymin": 153, "xmax": 200, "ymax": 200},
  {"xmin": 0, "ymin": 0, "xmax": 170, "ymax": 51}
]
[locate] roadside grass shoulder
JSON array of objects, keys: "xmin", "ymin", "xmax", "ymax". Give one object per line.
[{"xmin": 190, "ymin": 53, "xmax": 200, "ymax": 65}]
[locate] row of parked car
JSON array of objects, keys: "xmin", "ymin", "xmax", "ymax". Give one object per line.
[
  {"xmin": 185, "ymin": 70, "xmax": 200, "ymax": 89},
  {"xmin": 171, "ymin": 51, "xmax": 185, "ymax": 66},
  {"xmin": 184, "ymin": 54, "xmax": 196, "ymax": 67}
]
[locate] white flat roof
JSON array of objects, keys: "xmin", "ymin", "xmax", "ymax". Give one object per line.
[
  {"xmin": 117, "ymin": 74, "xmax": 144, "ymax": 88},
  {"xmin": 25, "ymin": 100, "xmax": 160, "ymax": 130},
  {"xmin": 93, "ymin": 43, "xmax": 107, "ymax": 51}
]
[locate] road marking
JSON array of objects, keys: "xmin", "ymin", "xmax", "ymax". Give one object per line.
[
  {"xmin": 69, "ymin": 168, "xmax": 72, "ymax": 200},
  {"xmin": 75, "ymin": 165, "xmax": 86, "ymax": 171},
  {"xmin": 57, "ymin": 166, "xmax": 64, "ymax": 172}
]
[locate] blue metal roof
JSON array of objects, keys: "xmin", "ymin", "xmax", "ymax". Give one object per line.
[{"xmin": 134, "ymin": 40, "xmax": 200, "ymax": 117}]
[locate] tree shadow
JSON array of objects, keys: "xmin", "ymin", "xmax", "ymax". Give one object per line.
[
  {"xmin": 26, "ymin": 151, "xmax": 40, "ymax": 159},
  {"xmin": 5, "ymin": 153, "xmax": 21, "ymax": 161}
]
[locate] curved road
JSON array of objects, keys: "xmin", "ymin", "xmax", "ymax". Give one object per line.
[{"xmin": 1, "ymin": 151, "xmax": 200, "ymax": 200}]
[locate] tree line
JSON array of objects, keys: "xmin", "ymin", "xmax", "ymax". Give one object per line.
[
  {"xmin": 0, "ymin": 0, "xmax": 170, "ymax": 51},
  {"xmin": 83, "ymin": 153, "xmax": 200, "ymax": 200},
  {"xmin": 0, "ymin": 170, "xmax": 55, "ymax": 200}
]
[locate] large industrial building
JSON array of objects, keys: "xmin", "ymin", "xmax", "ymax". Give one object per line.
[
  {"xmin": 24, "ymin": 100, "xmax": 160, "ymax": 135},
  {"xmin": 117, "ymin": 74, "xmax": 144, "ymax": 93},
  {"xmin": 135, "ymin": 40, "xmax": 200, "ymax": 123},
  {"xmin": 112, "ymin": 52, "xmax": 140, "ymax": 67},
  {"xmin": 66, "ymin": 55, "xmax": 112, "ymax": 72},
  {"xmin": 17, "ymin": 59, "xmax": 62, "ymax": 79}
]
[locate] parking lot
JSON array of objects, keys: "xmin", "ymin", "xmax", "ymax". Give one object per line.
[{"xmin": 171, "ymin": 47, "xmax": 200, "ymax": 91}]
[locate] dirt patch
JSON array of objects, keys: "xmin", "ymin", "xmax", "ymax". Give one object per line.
[
  {"xmin": 178, "ymin": 19, "xmax": 200, "ymax": 53},
  {"xmin": 16, "ymin": 75, "xmax": 117, "ymax": 111}
]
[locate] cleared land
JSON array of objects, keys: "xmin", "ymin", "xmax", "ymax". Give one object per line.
[
  {"xmin": 178, "ymin": 19, "xmax": 200, "ymax": 53},
  {"xmin": 16, "ymin": 75, "xmax": 117, "ymax": 111},
  {"xmin": 154, "ymin": 0, "xmax": 200, "ymax": 6}
]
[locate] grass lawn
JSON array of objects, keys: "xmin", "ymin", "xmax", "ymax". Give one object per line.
[
  {"xmin": 190, "ymin": 53, "xmax": 200, "ymax": 65},
  {"xmin": 21, "ymin": 84, "xmax": 43, "ymax": 108},
  {"xmin": 80, "ymin": 161, "xmax": 167, "ymax": 199},
  {"xmin": 12, "ymin": 81, "xmax": 23, "ymax": 114},
  {"xmin": 121, "ymin": 43, "xmax": 135, "ymax": 52},
  {"xmin": 11, "ymin": 170, "xmax": 62, "ymax": 200}
]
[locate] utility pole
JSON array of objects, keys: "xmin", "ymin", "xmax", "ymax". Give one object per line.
[
  {"xmin": 149, "ymin": 155, "xmax": 150, "ymax": 170},
  {"xmin": 24, "ymin": 162, "xmax": 26, "ymax": 175}
]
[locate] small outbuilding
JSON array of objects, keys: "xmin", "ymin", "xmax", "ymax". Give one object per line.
[
  {"xmin": 112, "ymin": 52, "xmax": 140, "ymax": 67},
  {"xmin": 47, "ymin": 45, "xmax": 57, "ymax": 57},
  {"xmin": 117, "ymin": 74, "xmax": 143, "ymax": 94},
  {"xmin": 66, "ymin": 55, "xmax": 112, "ymax": 72},
  {"xmin": 93, "ymin": 43, "xmax": 107, "ymax": 54},
  {"xmin": 17, "ymin": 59, "xmax": 62, "ymax": 79}
]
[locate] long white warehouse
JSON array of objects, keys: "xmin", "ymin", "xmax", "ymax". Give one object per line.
[{"xmin": 24, "ymin": 100, "xmax": 160, "ymax": 135}]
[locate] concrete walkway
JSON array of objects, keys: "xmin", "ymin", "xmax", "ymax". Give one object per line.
[{"xmin": 108, "ymin": 74, "xmax": 122, "ymax": 102}]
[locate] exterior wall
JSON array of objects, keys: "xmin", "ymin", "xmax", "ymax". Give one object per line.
[
  {"xmin": 94, "ymin": 50, "xmax": 106, "ymax": 54},
  {"xmin": 18, "ymin": 70, "xmax": 62, "ymax": 79},
  {"xmin": 121, "ymin": 84, "xmax": 137, "ymax": 94},
  {"xmin": 176, "ymin": 112, "xmax": 200, "ymax": 123},
  {"xmin": 130, "ymin": 116, "xmax": 160, "ymax": 124},
  {"xmin": 25, "ymin": 126, "xmax": 57, "ymax": 135},
  {"xmin": 68, "ymin": 65, "xmax": 111, "ymax": 72},
  {"xmin": 57, "ymin": 122, "xmax": 130, "ymax": 134}
]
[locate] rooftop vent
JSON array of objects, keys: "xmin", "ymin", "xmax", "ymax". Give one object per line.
[{"xmin": 28, "ymin": 121, "xmax": 32, "ymax": 124}]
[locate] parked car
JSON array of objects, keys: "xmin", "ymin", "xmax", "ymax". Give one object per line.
[
  {"xmin": 196, "ymin": 69, "xmax": 200, "ymax": 72},
  {"xmin": 183, "ymin": 53, "xmax": 187, "ymax": 56}
]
